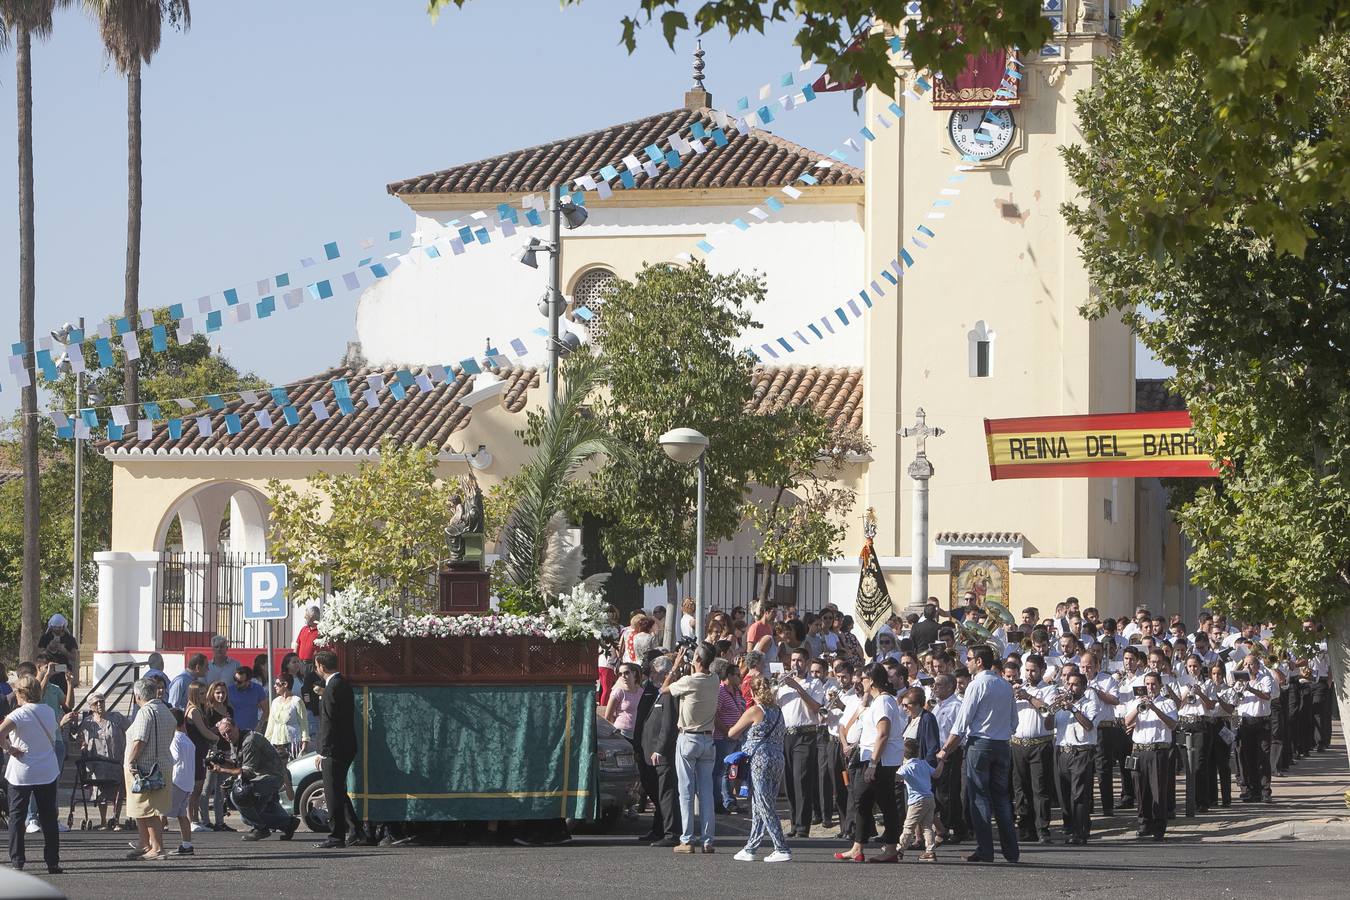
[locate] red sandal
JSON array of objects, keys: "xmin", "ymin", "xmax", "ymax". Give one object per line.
[{"xmin": 833, "ymin": 851, "xmax": 866, "ymax": 862}]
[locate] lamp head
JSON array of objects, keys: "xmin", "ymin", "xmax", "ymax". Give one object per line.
[
  {"xmin": 659, "ymin": 427, "xmax": 709, "ymax": 465},
  {"xmin": 560, "ymin": 201, "xmax": 588, "ymax": 230},
  {"xmin": 517, "ymin": 237, "xmax": 544, "ymax": 269}
]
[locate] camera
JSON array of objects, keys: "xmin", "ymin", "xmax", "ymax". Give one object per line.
[
  {"xmin": 204, "ymin": 748, "xmax": 233, "ymax": 769},
  {"xmin": 675, "ymin": 636, "xmax": 699, "ymax": 651}
]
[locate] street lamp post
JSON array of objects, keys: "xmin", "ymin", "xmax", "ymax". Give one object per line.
[
  {"xmin": 516, "ymin": 186, "xmax": 588, "ymax": 414},
  {"xmin": 53, "ymin": 318, "xmax": 89, "ymax": 644},
  {"xmin": 660, "ymin": 427, "xmax": 710, "ymax": 643}
]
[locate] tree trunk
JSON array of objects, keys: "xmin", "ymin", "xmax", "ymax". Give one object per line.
[
  {"xmin": 1322, "ymin": 604, "xmax": 1350, "ymax": 777},
  {"xmin": 17, "ymin": 30, "xmax": 41, "ymax": 662},
  {"xmin": 757, "ymin": 560, "xmax": 775, "ymax": 606},
  {"xmin": 123, "ymin": 58, "xmax": 142, "ymax": 409}
]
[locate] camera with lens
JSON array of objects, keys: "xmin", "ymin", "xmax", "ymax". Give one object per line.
[
  {"xmin": 204, "ymin": 748, "xmax": 234, "ymax": 769},
  {"xmin": 675, "ymin": 635, "xmax": 700, "ymax": 651}
]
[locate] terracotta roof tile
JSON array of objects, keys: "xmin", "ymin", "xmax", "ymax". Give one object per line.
[
  {"xmin": 387, "ymin": 108, "xmax": 862, "ymax": 196},
  {"xmin": 107, "ymin": 365, "xmax": 862, "ymax": 456},
  {"xmin": 103, "ymin": 364, "xmax": 539, "ymax": 456}
]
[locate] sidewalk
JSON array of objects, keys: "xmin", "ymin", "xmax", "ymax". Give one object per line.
[{"xmin": 1092, "ymin": 722, "xmax": 1350, "ymax": 843}]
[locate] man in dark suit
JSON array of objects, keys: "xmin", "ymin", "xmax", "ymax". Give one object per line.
[
  {"xmin": 313, "ymin": 649, "xmax": 360, "ymax": 849},
  {"xmin": 637, "ymin": 654, "xmax": 681, "ymax": 846},
  {"xmin": 630, "ymin": 658, "xmax": 664, "ymax": 843}
]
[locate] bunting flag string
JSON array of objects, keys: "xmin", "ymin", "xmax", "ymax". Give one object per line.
[
  {"xmin": 6, "ymin": 59, "xmax": 837, "ymax": 395},
  {"xmin": 41, "ymin": 36, "xmax": 983, "ymax": 443}
]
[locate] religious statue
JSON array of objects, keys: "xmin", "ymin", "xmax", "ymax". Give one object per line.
[{"xmin": 444, "ymin": 473, "xmax": 485, "ymax": 565}]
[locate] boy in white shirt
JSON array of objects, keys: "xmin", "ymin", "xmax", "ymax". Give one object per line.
[{"xmin": 169, "ymin": 709, "xmax": 197, "ymax": 856}]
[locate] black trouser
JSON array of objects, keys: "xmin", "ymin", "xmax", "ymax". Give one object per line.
[
  {"xmin": 823, "ymin": 738, "xmax": 848, "ymax": 830},
  {"xmin": 1312, "ymin": 678, "xmax": 1333, "ymax": 750},
  {"xmin": 1177, "ymin": 722, "xmax": 1210, "ymax": 813},
  {"xmin": 1271, "ymin": 693, "xmax": 1290, "ymax": 772},
  {"xmin": 8, "ymin": 781, "xmax": 59, "ymax": 868},
  {"xmin": 1010, "ymin": 739, "xmax": 1054, "ymax": 836},
  {"xmin": 850, "ymin": 763, "xmax": 899, "ymax": 846},
  {"xmin": 1293, "ymin": 681, "xmax": 1314, "ymax": 754},
  {"xmin": 322, "ymin": 754, "xmax": 358, "ymax": 840},
  {"xmin": 1238, "ymin": 716, "xmax": 1272, "ymax": 799},
  {"xmin": 1056, "ymin": 747, "xmax": 1094, "ymax": 842},
  {"xmin": 1134, "ymin": 746, "xmax": 1169, "ymax": 837},
  {"xmin": 1207, "ymin": 719, "xmax": 1232, "ymax": 806},
  {"xmin": 231, "ymin": 775, "xmax": 293, "ymax": 832},
  {"xmin": 816, "ymin": 731, "xmax": 837, "ymax": 824},
  {"xmin": 652, "ymin": 763, "xmax": 681, "ymax": 839},
  {"xmin": 783, "ymin": 729, "xmax": 818, "ymax": 830},
  {"xmin": 934, "ymin": 745, "xmax": 966, "ymax": 839},
  {"xmin": 1097, "ymin": 723, "xmax": 1130, "ymax": 807}
]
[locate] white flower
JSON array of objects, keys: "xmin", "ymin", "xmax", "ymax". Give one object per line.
[{"xmin": 316, "ymin": 588, "xmax": 402, "ymax": 645}]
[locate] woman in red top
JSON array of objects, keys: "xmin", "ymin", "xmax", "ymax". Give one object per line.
[{"xmin": 711, "ymin": 659, "xmax": 747, "ymax": 813}]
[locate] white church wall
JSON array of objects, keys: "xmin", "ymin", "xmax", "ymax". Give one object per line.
[{"xmin": 355, "ymin": 199, "xmax": 863, "ymax": 370}]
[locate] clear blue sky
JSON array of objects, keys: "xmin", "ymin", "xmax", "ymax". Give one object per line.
[{"xmin": 0, "ymin": 1, "xmax": 1164, "ymax": 417}]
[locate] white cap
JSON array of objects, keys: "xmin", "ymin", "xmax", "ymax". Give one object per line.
[{"xmin": 47, "ymin": 613, "xmax": 68, "ymax": 629}]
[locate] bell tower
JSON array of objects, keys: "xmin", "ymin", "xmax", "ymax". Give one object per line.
[{"xmin": 857, "ymin": 0, "xmax": 1138, "ymax": 611}]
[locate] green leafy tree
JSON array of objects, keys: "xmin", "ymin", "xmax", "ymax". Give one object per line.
[
  {"xmin": 1063, "ymin": 33, "xmax": 1350, "ymax": 763},
  {"xmin": 583, "ymin": 261, "xmax": 769, "ymax": 646},
  {"xmin": 268, "ymin": 440, "xmax": 454, "ymax": 606},
  {"xmin": 746, "ymin": 407, "xmax": 869, "ymax": 600}
]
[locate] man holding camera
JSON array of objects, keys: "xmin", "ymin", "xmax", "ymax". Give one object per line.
[
  {"xmin": 207, "ymin": 718, "xmax": 299, "ymax": 841},
  {"xmin": 1124, "ymin": 671, "xmax": 1178, "ymax": 840},
  {"xmin": 661, "ymin": 642, "xmax": 720, "ymax": 854},
  {"xmin": 1235, "ymin": 652, "xmax": 1277, "ymax": 803}
]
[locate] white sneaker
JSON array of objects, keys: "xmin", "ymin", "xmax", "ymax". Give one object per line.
[
  {"xmin": 25, "ymin": 822, "xmax": 39, "ymax": 834},
  {"xmin": 191, "ymin": 823, "xmax": 211, "ymax": 833},
  {"xmin": 734, "ymin": 849, "xmax": 757, "ymax": 862},
  {"xmin": 764, "ymin": 850, "xmax": 793, "ymax": 863}
]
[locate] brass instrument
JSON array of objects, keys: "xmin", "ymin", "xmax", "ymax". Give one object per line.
[
  {"xmin": 983, "ymin": 600, "xmax": 1017, "ymax": 628},
  {"xmin": 960, "ymin": 620, "xmax": 993, "ymax": 645}
]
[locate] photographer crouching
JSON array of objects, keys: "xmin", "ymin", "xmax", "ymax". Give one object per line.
[{"xmin": 207, "ymin": 718, "xmax": 300, "ymax": 842}]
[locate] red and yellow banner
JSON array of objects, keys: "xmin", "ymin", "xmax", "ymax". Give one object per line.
[{"xmin": 984, "ymin": 411, "xmax": 1216, "ymax": 480}]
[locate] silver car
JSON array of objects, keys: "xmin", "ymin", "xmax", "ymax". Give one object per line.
[{"xmin": 287, "ymin": 713, "xmax": 640, "ymax": 833}]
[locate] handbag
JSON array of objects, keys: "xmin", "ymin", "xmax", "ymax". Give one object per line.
[{"xmin": 130, "ymin": 705, "xmax": 166, "ymax": 793}]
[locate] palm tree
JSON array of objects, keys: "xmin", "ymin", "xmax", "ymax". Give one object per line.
[
  {"xmin": 85, "ymin": 0, "xmax": 190, "ymax": 409},
  {"xmin": 499, "ymin": 351, "xmax": 616, "ymax": 608},
  {"xmin": 1, "ymin": 0, "xmax": 69, "ymax": 660}
]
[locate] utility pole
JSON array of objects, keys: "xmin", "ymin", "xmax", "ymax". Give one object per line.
[{"xmin": 547, "ymin": 184, "xmax": 562, "ymax": 413}]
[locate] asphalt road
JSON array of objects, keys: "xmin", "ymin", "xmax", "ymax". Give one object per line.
[{"xmin": 24, "ymin": 826, "xmax": 1350, "ymax": 900}]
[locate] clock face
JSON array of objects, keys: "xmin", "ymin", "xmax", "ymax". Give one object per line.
[{"xmin": 948, "ymin": 108, "xmax": 1015, "ymax": 160}]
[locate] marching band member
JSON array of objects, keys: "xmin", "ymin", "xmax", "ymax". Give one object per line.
[
  {"xmin": 1044, "ymin": 671, "xmax": 1098, "ymax": 844},
  {"xmin": 1005, "ymin": 655, "xmax": 1056, "ymax": 844},
  {"xmin": 1124, "ymin": 671, "xmax": 1178, "ymax": 841}
]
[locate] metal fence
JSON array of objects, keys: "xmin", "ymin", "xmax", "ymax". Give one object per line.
[
  {"xmin": 673, "ymin": 555, "xmax": 831, "ymax": 615},
  {"xmin": 157, "ymin": 551, "xmax": 287, "ymax": 651}
]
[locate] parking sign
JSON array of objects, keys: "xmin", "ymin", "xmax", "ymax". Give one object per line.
[{"xmin": 243, "ymin": 564, "xmax": 289, "ymax": 620}]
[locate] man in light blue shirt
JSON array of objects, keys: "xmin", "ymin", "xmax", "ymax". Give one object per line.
[
  {"xmin": 937, "ymin": 645, "xmax": 1019, "ymax": 864},
  {"xmin": 167, "ymin": 653, "xmax": 207, "ymax": 710}
]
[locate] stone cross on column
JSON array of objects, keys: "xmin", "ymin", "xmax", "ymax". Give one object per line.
[{"xmin": 900, "ymin": 408, "xmax": 944, "ymax": 613}]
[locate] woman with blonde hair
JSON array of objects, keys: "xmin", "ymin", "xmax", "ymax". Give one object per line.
[
  {"xmin": 197, "ymin": 680, "xmax": 234, "ymax": 831},
  {"xmin": 680, "ymin": 597, "xmax": 697, "ymax": 641},
  {"xmin": 726, "ymin": 674, "xmax": 791, "ymax": 862},
  {"xmin": 1, "ymin": 674, "xmax": 63, "ymax": 873},
  {"xmin": 184, "ymin": 682, "xmax": 218, "ymax": 832}
]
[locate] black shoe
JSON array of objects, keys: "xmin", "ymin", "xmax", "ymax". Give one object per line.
[
  {"xmin": 242, "ymin": 828, "xmax": 271, "ymax": 841},
  {"xmin": 650, "ymin": 836, "xmax": 679, "ymax": 847},
  {"xmin": 1038, "ymin": 830, "xmax": 1052, "ymax": 844},
  {"xmin": 46, "ymin": 865, "xmax": 63, "ymax": 875},
  {"xmin": 1118, "ymin": 798, "xmax": 1136, "ymax": 810},
  {"xmin": 347, "ymin": 829, "xmax": 369, "ymax": 845},
  {"xmin": 964, "ymin": 852, "xmax": 995, "ymax": 863},
  {"xmin": 812, "ymin": 817, "xmax": 823, "ymax": 826},
  {"xmin": 317, "ymin": 837, "xmax": 347, "ymax": 849},
  {"xmin": 1136, "ymin": 826, "xmax": 1149, "ymax": 837},
  {"xmin": 280, "ymin": 818, "xmax": 300, "ymax": 841},
  {"xmin": 1152, "ymin": 833, "xmax": 1165, "ymax": 842},
  {"xmin": 637, "ymin": 831, "xmax": 663, "ymax": 842},
  {"xmin": 1262, "ymin": 794, "xmax": 1274, "ymax": 804},
  {"xmin": 1102, "ymin": 808, "xmax": 1115, "ymax": 817},
  {"xmin": 213, "ymin": 822, "xmax": 237, "ymax": 832},
  {"xmin": 175, "ymin": 844, "xmax": 194, "ymax": 855}
]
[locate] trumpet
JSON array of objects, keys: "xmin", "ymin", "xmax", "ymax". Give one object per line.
[{"xmin": 1050, "ymin": 691, "xmax": 1076, "ymax": 712}]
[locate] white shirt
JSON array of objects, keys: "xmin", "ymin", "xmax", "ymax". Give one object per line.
[
  {"xmin": 1128, "ymin": 696, "xmax": 1178, "ymax": 744},
  {"xmin": 1052, "ymin": 695, "xmax": 1099, "ymax": 747},
  {"xmin": 831, "ymin": 691, "xmax": 865, "ymax": 740},
  {"xmin": 842, "ymin": 693, "xmax": 866, "ymax": 744},
  {"xmin": 1174, "ymin": 675, "xmax": 1210, "ymax": 717},
  {"xmin": 932, "ymin": 693, "xmax": 961, "ymax": 745},
  {"xmin": 859, "ymin": 694, "xmax": 906, "ymax": 766},
  {"xmin": 1311, "ymin": 643, "xmax": 1329, "ymax": 678},
  {"xmin": 206, "ymin": 657, "xmax": 241, "ymax": 686},
  {"xmin": 1013, "ymin": 682, "xmax": 1055, "ymax": 739},
  {"xmin": 777, "ymin": 678, "xmax": 827, "ymax": 729},
  {"xmin": 1085, "ymin": 672, "xmax": 1121, "ymax": 725},
  {"xmin": 170, "ymin": 731, "xmax": 196, "ymax": 792},
  {"xmin": 2, "ymin": 704, "xmax": 60, "ymax": 786},
  {"xmin": 1236, "ymin": 672, "xmax": 1276, "ymax": 717}
]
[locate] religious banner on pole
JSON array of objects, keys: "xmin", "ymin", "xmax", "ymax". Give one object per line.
[
  {"xmin": 854, "ymin": 508, "xmax": 901, "ymax": 640},
  {"xmin": 983, "ymin": 411, "xmax": 1217, "ymax": 480}
]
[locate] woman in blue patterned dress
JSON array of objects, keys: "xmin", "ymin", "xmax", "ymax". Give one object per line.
[{"xmin": 727, "ymin": 674, "xmax": 791, "ymax": 862}]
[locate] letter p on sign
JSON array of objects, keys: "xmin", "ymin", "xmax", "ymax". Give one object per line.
[{"xmin": 243, "ymin": 564, "xmax": 289, "ymax": 620}]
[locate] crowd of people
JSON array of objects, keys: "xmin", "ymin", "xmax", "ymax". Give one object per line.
[
  {"xmin": 601, "ymin": 595, "xmax": 1336, "ymax": 863},
  {"xmin": 0, "ymin": 606, "xmax": 360, "ymax": 872}
]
